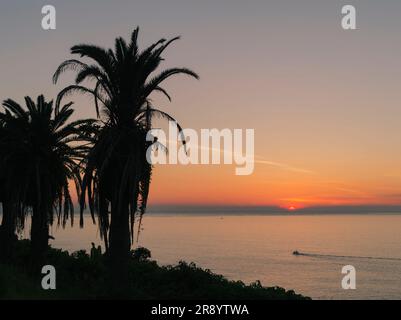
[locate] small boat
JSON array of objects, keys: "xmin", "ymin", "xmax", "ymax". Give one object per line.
[{"xmin": 293, "ymin": 250, "xmax": 300, "ymax": 255}]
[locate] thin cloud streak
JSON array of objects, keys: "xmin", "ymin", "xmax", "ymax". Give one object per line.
[
  {"xmin": 157, "ymin": 138, "xmax": 315, "ymax": 174},
  {"xmin": 254, "ymin": 159, "xmax": 315, "ymax": 174}
]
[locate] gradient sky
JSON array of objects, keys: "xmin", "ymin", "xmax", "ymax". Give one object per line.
[{"xmin": 1, "ymin": 0, "xmax": 401, "ymax": 208}]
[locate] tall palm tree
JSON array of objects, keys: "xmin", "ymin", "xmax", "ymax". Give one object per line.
[
  {"xmin": 53, "ymin": 27, "xmax": 198, "ymax": 290},
  {"xmin": 0, "ymin": 95, "xmax": 95, "ymax": 260}
]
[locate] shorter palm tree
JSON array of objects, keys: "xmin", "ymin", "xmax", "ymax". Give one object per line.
[{"xmin": 0, "ymin": 95, "xmax": 95, "ymax": 260}]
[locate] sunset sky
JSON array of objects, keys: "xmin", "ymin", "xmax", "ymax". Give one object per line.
[{"xmin": 1, "ymin": 1, "xmax": 401, "ymax": 209}]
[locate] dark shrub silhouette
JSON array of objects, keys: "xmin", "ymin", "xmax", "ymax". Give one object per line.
[
  {"xmin": 0, "ymin": 240, "xmax": 310, "ymax": 300},
  {"xmin": 131, "ymin": 246, "xmax": 151, "ymax": 262}
]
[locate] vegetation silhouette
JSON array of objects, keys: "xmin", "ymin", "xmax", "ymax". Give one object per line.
[
  {"xmin": 0, "ymin": 95, "xmax": 95, "ymax": 263},
  {"xmin": 0, "ymin": 120, "xmax": 17, "ymax": 262},
  {"xmin": 53, "ymin": 27, "xmax": 199, "ymax": 293},
  {"xmin": 0, "ymin": 27, "xmax": 308, "ymax": 300},
  {"xmin": 0, "ymin": 240, "xmax": 309, "ymax": 300}
]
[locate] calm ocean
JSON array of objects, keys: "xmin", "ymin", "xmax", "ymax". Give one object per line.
[{"xmin": 26, "ymin": 214, "xmax": 401, "ymax": 299}]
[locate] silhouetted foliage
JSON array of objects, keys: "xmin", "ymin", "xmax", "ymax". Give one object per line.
[
  {"xmin": 0, "ymin": 27, "xmax": 306, "ymax": 302},
  {"xmin": 0, "ymin": 117, "xmax": 17, "ymax": 262},
  {"xmin": 53, "ymin": 27, "xmax": 199, "ymax": 290},
  {"xmin": 0, "ymin": 96, "xmax": 95, "ymax": 261},
  {"xmin": 131, "ymin": 246, "xmax": 151, "ymax": 262},
  {"xmin": 0, "ymin": 240, "xmax": 309, "ymax": 300}
]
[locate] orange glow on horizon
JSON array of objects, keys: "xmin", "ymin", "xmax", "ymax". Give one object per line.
[
  {"xmin": 68, "ymin": 161, "xmax": 401, "ymax": 208},
  {"xmin": 144, "ymin": 163, "xmax": 401, "ymax": 208}
]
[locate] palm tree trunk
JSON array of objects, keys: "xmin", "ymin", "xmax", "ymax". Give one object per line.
[
  {"xmin": 30, "ymin": 205, "xmax": 49, "ymax": 260},
  {"xmin": 108, "ymin": 201, "xmax": 131, "ymax": 296},
  {"xmin": 0, "ymin": 201, "xmax": 16, "ymax": 262}
]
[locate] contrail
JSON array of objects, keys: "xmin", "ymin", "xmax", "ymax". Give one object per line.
[{"xmin": 293, "ymin": 251, "xmax": 401, "ymax": 261}]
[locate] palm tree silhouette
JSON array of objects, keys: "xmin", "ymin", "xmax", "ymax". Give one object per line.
[
  {"xmin": 53, "ymin": 27, "xmax": 198, "ymax": 291},
  {"xmin": 0, "ymin": 95, "xmax": 95, "ymax": 260}
]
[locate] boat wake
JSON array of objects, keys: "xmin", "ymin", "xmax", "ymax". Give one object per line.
[{"xmin": 293, "ymin": 251, "xmax": 401, "ymax": 261}]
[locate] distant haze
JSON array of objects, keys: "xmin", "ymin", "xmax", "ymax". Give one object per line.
[{"xmin": 147, "ymin": 205, "xmax": 401, "ymax": 215}]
